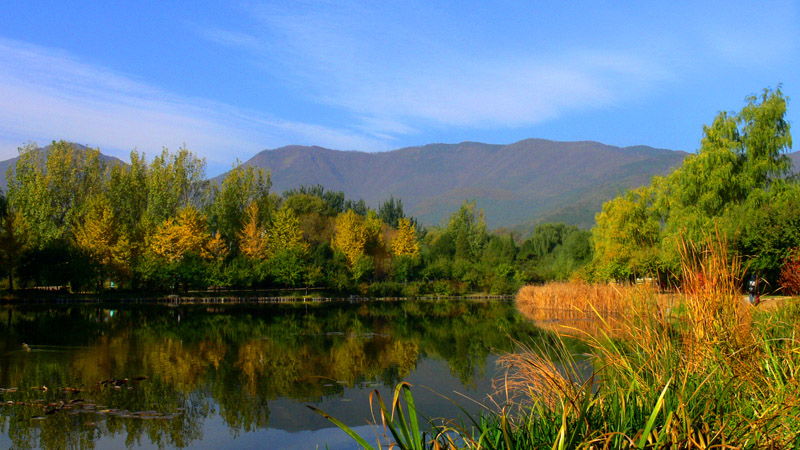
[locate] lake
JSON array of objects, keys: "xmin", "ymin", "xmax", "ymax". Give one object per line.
[{"xmin": 0, "ymin": 300, "xmax": 545, "ymax": 449}]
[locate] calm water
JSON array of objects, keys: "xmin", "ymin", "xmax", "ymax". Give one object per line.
[{"xmin": 0, "ymin": 300, "xmax": 544, "ymax": 449}]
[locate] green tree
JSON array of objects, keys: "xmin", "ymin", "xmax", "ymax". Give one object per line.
[
  {"xmin": 209, "ymin": 163, "xmax": 272, "ymax": 250},
  {"xmin": 7, "ymin": 141, "xmax": 106, "ymax": 248},
  {"xmin": 378, "ymin": 195, "xmax": 405, "ymax": 228},
  {"xmin": 268, "ymin": 206, "xmax": 308, "ymax": 255},
  {"xmin": 445, "ymin": 200, "xmax": 488, "ymax": 262},
  {"xmin": 591, "ymin": 87, "xmax": 793, "ymax": 283},
  {"xmin": 144, "ymin": 146, "xmax": 208, "ymax": 228}
]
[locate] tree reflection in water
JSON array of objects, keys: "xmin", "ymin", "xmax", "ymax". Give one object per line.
[{"xmin": 0, "ymin": 300, "xmax": 541, "ymax": 449}]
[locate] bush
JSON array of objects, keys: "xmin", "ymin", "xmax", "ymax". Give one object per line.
[
  {"xmin": 366, "ymin": 281, "xmax": 403, "ymax": 297},
  {"xmin": 779, "ymin": 247, "xmax": 800, "ymax": 295}
]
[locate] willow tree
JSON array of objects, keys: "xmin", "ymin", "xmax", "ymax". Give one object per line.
[{"xmin": 591, "ymin": 87, "xmax": 793, "ymax": 282}]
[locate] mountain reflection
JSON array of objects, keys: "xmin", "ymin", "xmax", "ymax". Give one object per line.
[{"xmin": 0, "ymin": 300, "xmax": 540, "ymax": 449}]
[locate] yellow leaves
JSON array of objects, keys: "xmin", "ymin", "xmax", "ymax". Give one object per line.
[
  {"xmin": 332, "ymin": 210, "xmax": 366, "ymax": 265},
  {"xmin": 239, "ymin": 202, "xmax": 268, "ymax": 259},
  {"xmin": 75, "ymin": 195, "xmax": 116, "ymax": 263},
  {"xmin": 149, "ymin": 205, "xmax": 214, "ymax": 262},
  {"xmin": 391, "ymin": 217, "xmax": 419, "ymax": 258},
  {"xmin": 207, "ymin": 232, "xmax": 229, "ymax": 260}
]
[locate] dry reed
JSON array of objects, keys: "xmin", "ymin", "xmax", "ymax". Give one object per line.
[
  {"xmin": 493, "ymin": 232, "xmax": 800, "ymax": 447},
  {"xmin": 678, "ymin": 233, "xmax": 754, "ymax": 371}
]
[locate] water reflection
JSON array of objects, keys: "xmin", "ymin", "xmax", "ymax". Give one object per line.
[{"xmin": 0, "ymin": 300, "xmax": 542, "ymax": 449}]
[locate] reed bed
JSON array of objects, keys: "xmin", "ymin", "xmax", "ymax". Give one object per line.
[
  {"xmin": 515, "ymin": 281, "xmax": 634, "ymax": 315},
  {"xmin": 316, "ymin": 235, "xmax": 800, "ymax": 449}
]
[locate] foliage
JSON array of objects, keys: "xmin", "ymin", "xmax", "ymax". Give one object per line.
[
  {"xmin": 268, "ymin": 206, "xmax": 308, "ymax": 255},
  {"xmin": 378, "ymin": 195, "xmax": 406, "ymax": 228},
  {"xmin": 7, "ymin": 141, "xmax": 106, "ymax": 248},
  {"xmin": 391, "ymin": 217, "xmax": 420, "ymax": 258},
  {"xmin": 209, "ymin": 163, "xmax": 271, "ymax": 249},
  {"xmin": 332, "ymin": 209, "xmax": 367, "ymax": 266},
  {"xmin": 1, "ymin": 141, "xmax": 597, "ymax": 294},
  {"xmin": 238, "ymin": 202, "xmax": 268, "ymax": 260},
  {"xmin": 779, "ymin": 247, "xmax": 800, "ymax": 295},
  {"xmin": 591, "ymin": 87, "xmax": 795, "ymax": 287}
]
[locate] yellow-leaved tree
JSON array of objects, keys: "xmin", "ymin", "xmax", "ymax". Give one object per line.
[
  {"xmin": 150, "ymin": 205, "xmax": 211, "ymax": 262},
  {"xmin": 238, "ymin": 202, "xmax": 268, "ymax": 259},
  {"xmin": 391, "ymin": 217, "xmax": 419, "ymax": 258},
  {"xmin": 74, "ymin": 194, "xmax": 133, "ymax": 280},
  {"xmin": 332, "ymin": 209, "xmax": 365, "ymax": 265}
]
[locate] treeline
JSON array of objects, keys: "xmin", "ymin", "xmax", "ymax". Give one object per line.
[
  {"xmin": 590, "ymin": 87, "xmax": 799, "ymax": 291},
  {"xmin": 0, "ymin": 143, "xmax": 591, "ymax": 296}
]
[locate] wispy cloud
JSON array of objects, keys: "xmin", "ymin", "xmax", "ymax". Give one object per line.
[
  {"xmin": 202, "ymin": 2, "xmax": 674, "ymax": 132},
  {"xmin": 0, "ymin": 38, "xmax": 389, "ymax": 170}
]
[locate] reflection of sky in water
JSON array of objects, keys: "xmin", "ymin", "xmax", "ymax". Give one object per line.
[
  {"xmin": 0, "ymin": 356, "xmax": 499, "ymax": 449},
  {"xmin": 0, "ymin": 302, "xmax": 545, "ymax": 449}
]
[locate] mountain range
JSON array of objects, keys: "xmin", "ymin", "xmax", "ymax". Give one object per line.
[
  {"xmin": 3, "ymin": 139, "xmax": 798, "ymax": 229},
  {"xmin": 236, "ymin": 139, "xmax": 689, "ymax": 228}
]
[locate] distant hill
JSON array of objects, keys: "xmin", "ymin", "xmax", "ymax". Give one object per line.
[
  {"xmin": 790, "ymin": 151, "xmax": 800, "ymax": 173},
  {"xmin": 234, "ymin": 139, "xmax": 690, "ymax": 229},
  {"xmin": 0, "ymin": 144, "xmax": 124, "ymax": 192}
]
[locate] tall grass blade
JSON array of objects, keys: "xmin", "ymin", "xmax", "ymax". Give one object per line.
[
  {"xmin": 636, "ymin": 377, "xmax": 671, "ymax": 449},
  {"xmin": 307, "ymin": 405, "xmax": 377, "ymax": 450}
]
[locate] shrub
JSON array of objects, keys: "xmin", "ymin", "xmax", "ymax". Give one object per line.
[{"xmin": 779, "ymin": 247, "xmax": 800, "ymax": 295}]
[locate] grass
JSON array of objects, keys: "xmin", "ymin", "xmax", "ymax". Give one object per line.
[{"xmin": 314, "ymin": 235, "xmax": 800, "ymax": 449}]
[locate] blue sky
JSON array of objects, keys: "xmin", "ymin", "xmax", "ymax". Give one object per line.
[{"xmin": 1, "ymin": 1, "xmax": 798, "ymax": 175}]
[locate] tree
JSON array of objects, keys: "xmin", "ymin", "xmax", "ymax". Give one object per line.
[
  {"xmin": 149, "ymin": 205, "xmax": 211, "ymax": 262},
  {"xmin": 209, "ymin": 163, "xmax": 271, "ymax": 250},
  {"xmin": 268, "ymin": 206, "xmax": 308, "ymax": 255},
  {"xmin": 106, "ymin": 150, "xmax": 149, "ymax": 248},
  {"xmin": 144, "ymin": 146, "xmax": 208, "ymax": 227},
  {"xmin": 332, "ymin": 210, "xmax": 366, "ymax": 265},
  {"xmin": 378, "ymin": 196, "xmax": 405, "ymax": 228},
  {"xmin": 592, "ymin": 185, "xmax": 663, "ymax": 281},
  {"xmin": 0, "ymin": 193, "xmax": 29, "ymax": 290},
  {"xmin": 239, "ymin": 203, "xmax": 268, "ymax": 260},
  {"xmin": 445, "ymin": 200, "xmax": 488, "ymax": 262},
  {"xmin": 391, "ymin": 217, "xmax": 419, "ymax": 258},
  {"xmin": 7, "ymin": 141, "xmax": 106, "ymax": 248},
  {"xmin": 73, "ymin": 194, "xmax": 132, "ymax": 284},
  {"xmin": 591, "ymin": 87, "xmax": 793, "ymax": 283},
  {"xmin": 282, "ymin": 185, "xmax": 345, "ymax": 216}
]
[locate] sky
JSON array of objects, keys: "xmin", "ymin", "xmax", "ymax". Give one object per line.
[{"xmin": 0, "ymin": 0, "xmax": 798, "ymax": 175}]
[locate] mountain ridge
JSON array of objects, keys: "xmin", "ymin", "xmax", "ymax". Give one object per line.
[
  {"xmin": 4, "ymin": 139, "xmax": 797, "ymax": 230},
  {"xmin": 236, "ymin": 138, "xmax": 690, "ymax": 228}
]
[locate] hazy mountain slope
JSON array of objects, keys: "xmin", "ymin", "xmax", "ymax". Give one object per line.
[{"xmin": 238, "ymin": 139, "xmax": 689, "ymax": 228}]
